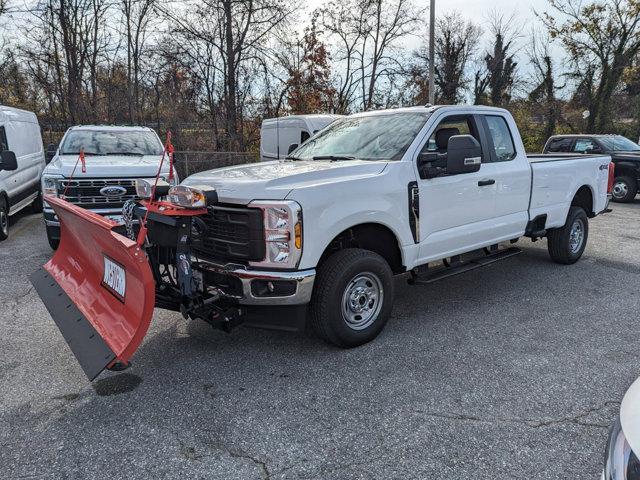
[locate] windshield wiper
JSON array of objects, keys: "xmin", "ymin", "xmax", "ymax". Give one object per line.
[
  {"xmin": 312, "ymin": 155, "xmax": 356, "ymax": 161},
  {"xmin": 285, "ymin": 155, "xmax": 303, "ymax": 161},
  {"xmin": 105, "ymin": 152, "xmax": 144, "ymax": 156}
]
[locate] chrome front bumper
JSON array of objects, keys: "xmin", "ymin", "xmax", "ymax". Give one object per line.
[
  {"xmin": 197, "ymin": 261, "xmax": 316, "ymax": 306},
  {"xmin": 43, "ymin": 206, "xmax": 125, "ymax": 227}
]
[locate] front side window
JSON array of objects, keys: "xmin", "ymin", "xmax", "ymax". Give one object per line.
[
  {"xmin": 0, "ymin": 126, "xmax": 8, "ymax": 151},
  {"xmin": 421, "ymin": 117, "xmax": 474, "ymax": 154},
  {"xmin": 573, "ymin": 138, "xmax": 600, "ymax": 153},
  {"xmin": 60, "ymin": 130, "xmax": 164, "ymax": 156},
  {"xmin": 485, "ymin": 116, "xmax": 516, "ymax": 161},
  {"xmin": 291, "ymin": 112, "xmax": 431, "ymax": 161}
]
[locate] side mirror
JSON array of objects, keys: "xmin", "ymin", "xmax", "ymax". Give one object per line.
[
  {"xmin": 45, "ymin": 143, "xmax": 57, "ymax": 164},
  {"xmin": 0, "ymin": 150, "xmax": 18, "ymax": 171},
  {"xmin": 446, "ymin": 135, "xmax": 482, "ymax": 175},
  {"xmin": 287, "ymin": 143, "xmax": 299, "ymax": 155}
]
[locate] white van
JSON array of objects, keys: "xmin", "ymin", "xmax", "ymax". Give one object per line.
[
  {"xmin": 260, "ymin": 114, "xmax": 342, "ymax": 161},
  {"xmin": 0, "ymin": 106, "xmax": 46, "ymax": 241}
]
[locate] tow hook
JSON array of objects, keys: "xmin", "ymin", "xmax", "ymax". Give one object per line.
[{"xmin": 211, "ymin": 307, "xmax": 244, "ymax": 333}]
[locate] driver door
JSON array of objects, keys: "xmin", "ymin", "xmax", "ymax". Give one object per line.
[{"xmin": 415, "ymin": 113, "xmax": 501, "ymax": 264}]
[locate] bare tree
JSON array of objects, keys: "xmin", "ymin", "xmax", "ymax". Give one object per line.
[
  {"xmin": 160, "ymin": 0, "xmax": 292, "ymax": 150},
  {"xmin": 412, "ymin": 12, "xmax": 481, "ymax": 104},
  {"xmin": 120, "ymin": 0, "xmax": 156, "ymax": 123},
  {"xmin": 481, "ymin": 12, "xmax": 519, "ymax": 107},
  {"xmin": 541, "ymin": 0, "xmax": 640, "ymax": 132},
  {"xmin": 527, "ymin": 31, "xmax": 562, "ymax": 140},
  {"xmin": 317, "ymin": 0, "xmax": 422, "ymax": 112}
]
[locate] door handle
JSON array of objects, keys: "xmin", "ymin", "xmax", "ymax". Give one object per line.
[{"xmin": 478, "ymin": 179, "xmax": 496, "ymax": 186}]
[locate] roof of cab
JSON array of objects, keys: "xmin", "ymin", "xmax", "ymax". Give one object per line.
[
  {"xmin": 351, "ymin": 104, "xmax": 511, "ymax": 117},
  {"xmin": 0, "ymin": 105, "xmax": 39, "ymax": 124},
  {"xmin": 68, "ymin": 125, "xmax": 156, "ymax": 132}
]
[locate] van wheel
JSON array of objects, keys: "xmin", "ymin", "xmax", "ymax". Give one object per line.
[
  {"xmin": 309, "ymin": 248, "xmax": 395, "ymax": 348},
  {"xmin": 0, "ymin": 197, "xmax": 8, "ymax": 241},
  {"xmin": 32, "ymin": 192, "xmax": 43, "ymax": 213},
  {"xmin": 547, "ymin": 206, "xmax": 588, "ymax": 265},
  {"xmin": 46, "ymin": 225, "xmax": 59, "ymax": 250},
  {"xmin": 611, "ymin": 176, "xmax": 638, "ymax": 203}
]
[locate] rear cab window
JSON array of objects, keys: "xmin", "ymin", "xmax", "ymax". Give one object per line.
[
  {"xmin": 483, "ymin": 115, "xmax": 516, "ymax": 162},
  {"xmin": 545, "ymin": 137, "xmax": 573, "ymax": 153}
]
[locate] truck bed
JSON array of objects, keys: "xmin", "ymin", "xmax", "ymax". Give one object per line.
[
  {"xmin": 527, "ymin": 153, "xmax": 606, "ymax": 163},
  {"xmin": 527, "ymin": 153, "xmax": 611, "ymax": 229}
]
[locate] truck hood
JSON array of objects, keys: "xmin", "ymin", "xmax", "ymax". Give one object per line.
[
  {"xmin": 44, "ymin": 154, "xmax": 172, "ymax": 178},
  {"xmin": 181, "ymin": 160, "xmax": 388, "ymax": 204}
]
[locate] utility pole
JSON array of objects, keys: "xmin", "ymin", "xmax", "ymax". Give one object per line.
[{"xmin": 428, "ymin": 0, "xmax": 435, "ymax": 105}]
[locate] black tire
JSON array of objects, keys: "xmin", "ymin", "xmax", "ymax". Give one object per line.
[
  {"xmin": 309, "ymin": 248, "xmax": 395, "ymax": 348},
  {"xmin": 611, "ymin": 176, "xmax": 638, "ymax": 203},
  {"xmin": 46, "ymin": 225, "xmax": 60, "ymax": 250},
  {"xmin": 0, "ymin": 197, "xmax": 8, "ymax": 241},
  {"xmin": 31, "ymin": 191, "xmax": 43, "ymax": 213},
  {"xmin": 547, "ymin": 206, "xmax": 589, "ymax": 265}
]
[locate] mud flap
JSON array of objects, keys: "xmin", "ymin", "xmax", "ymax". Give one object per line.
[{"xmin": 30, "ymin": 196, "xmax": 155, "ymax": 380}]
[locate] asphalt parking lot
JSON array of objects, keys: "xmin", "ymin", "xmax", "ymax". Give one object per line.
[{"xmin": 1, "ymin": 201, "xmax": 639, "ymax": 479}]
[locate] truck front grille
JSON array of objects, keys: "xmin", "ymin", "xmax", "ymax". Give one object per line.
[
  {"xmin": 194, "ymin": 206, "xmax": 265, "ymax": 262},
  {"xmin": 57, "ymin": 179, "xmax": 138, "ymax": 209}
]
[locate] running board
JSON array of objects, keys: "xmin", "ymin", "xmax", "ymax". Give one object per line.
[{"xmin": 409, "ymin": 247, "xmax": 522, "ymax": 285}]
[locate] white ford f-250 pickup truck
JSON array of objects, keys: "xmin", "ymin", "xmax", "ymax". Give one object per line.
[
  {"xmin": 41, "ymin": 125, "xmax": 177, "ymax": 249},
  {"xmin": 31, "ymin": 105, "xmax": 614, "ymax": 380}
]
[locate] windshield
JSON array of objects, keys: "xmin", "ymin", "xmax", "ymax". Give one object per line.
[
  {"xmin": 291, "ymin": 112, "xmax": 431, "ymax": 161},
  {"xmin": 60, "ymin": 130, "xmax": 164, "ymax": 156},
  {"xmin": 599, "ymin": 136, "xmax": 640, "ymax": 152}
]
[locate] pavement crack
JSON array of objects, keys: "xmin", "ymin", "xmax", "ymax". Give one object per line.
[{"xmin": 413, "ymin": 400, "xmax": 620, "ymax": 430}]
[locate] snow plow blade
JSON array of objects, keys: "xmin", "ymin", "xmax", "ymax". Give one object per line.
[{"xmin": 30, "ymin": 196, "xmax": 155, "ymax": 380}]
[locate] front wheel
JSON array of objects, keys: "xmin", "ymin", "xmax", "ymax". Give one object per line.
[
  {"xmin": 547, "ymin": 206, "xmax": 589, "ymax": 265},
  {"xmin": 0, "ymin": 197, "xmax": 8, "ymax": 241},
  {"xmin": 46, "ymin": 225, "xmax": 60, "ymax": 250},
  {"xmin": 309, "ymin": 248, "xmax": 395, "ymax": 348}
]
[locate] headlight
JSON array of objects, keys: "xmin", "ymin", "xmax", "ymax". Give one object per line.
[
  {"xmin": 41, "ymin": 175, "xmax": 61, "ymax": 197},
  {"xmin": 604, "ymin": 418, "xmax": 640, "ymax": 479},
  {"xmin": 135, "ymin": 179, "xmax": 171, "ymax": 200},
  {"xmin": 168, "ymin": 185, "xmax": 215, "ymax": 209},
  {"xmin": 249, "ymin": 200, "xmax": 302, "ymax": 269}
]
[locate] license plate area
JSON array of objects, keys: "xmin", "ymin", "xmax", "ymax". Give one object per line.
[{"xmin": 102, "ymin": 256, "xmax": 126, "ymax": 302}]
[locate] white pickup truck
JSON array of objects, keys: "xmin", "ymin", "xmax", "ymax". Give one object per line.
[
  {"xmin": 31, "ymin": 105, "xmax": 614, "ymax": 379},
  {"xmin": 41, "ymin": 125, "xmax": 176, "ymax": 249}
]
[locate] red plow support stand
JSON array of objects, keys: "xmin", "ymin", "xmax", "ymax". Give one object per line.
[{"xmin": 30, "ymin": 196, "xmax": 155, "ymax": 380}]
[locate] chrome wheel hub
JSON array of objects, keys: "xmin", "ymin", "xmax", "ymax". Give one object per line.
[
  {"xmin": 612, "ymin": 181, "xmax": 628, "ymax": 199},
  {"xmin": 569, "ymin": 219, "xmax": 585, "ymax": 254},
  {"xmin": 341, "ymin": 272, "xmax": 383, "ymax": 330}
]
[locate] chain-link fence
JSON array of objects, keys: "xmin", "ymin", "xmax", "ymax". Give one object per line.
[{"xmin": 173, "ymin": 151, "xmax": 259, "ymax": 179}]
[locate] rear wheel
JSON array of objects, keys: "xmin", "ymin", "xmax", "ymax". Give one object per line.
[
  {"xmin": 611, "ymin": 176, "xmax": 638, "ymax": 203},
  {"xmin": 46, "ymin": 225, "xmax": 60, "ymax": 250},
  {"xmin": 547, "ymin": 206, "xmax": 588, "ymax": 265},
  {"xmin": 309, "ymin": 248, "xmax": 395, "ymax": 348},
  {"xmin": 0, "ymin": 197, "xmax": 8, "ymax": 241}
]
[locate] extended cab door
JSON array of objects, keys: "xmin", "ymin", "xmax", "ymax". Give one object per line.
[{"xmin": 414, "ymin": 112, "xmax": 530, "ymax": 264}]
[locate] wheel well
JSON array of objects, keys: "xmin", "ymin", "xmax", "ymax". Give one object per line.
[
  {"xmin": 571, "ymin": 185, "xmax": 594, "ymax": 217},
  {"xmin": 319, "ymin": 223, "xmax": 404, "ymax": 274}
]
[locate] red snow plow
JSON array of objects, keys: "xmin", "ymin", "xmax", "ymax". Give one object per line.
[
  {"xmin": 30, "ymin": 196, "xmax": 157, "ymax": 380},
  {"xmin": 30, "ymin": 184, "xmax": 248, "ymax": 380}
]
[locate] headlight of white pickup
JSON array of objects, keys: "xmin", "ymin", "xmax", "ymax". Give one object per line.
[
  {"xmin": 249, "ymin": 200, "xmax": 302, "ymax": 269},
  {"xmin": 168, "ymin": 185, "xmax": 215, "ymax": 209}
]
